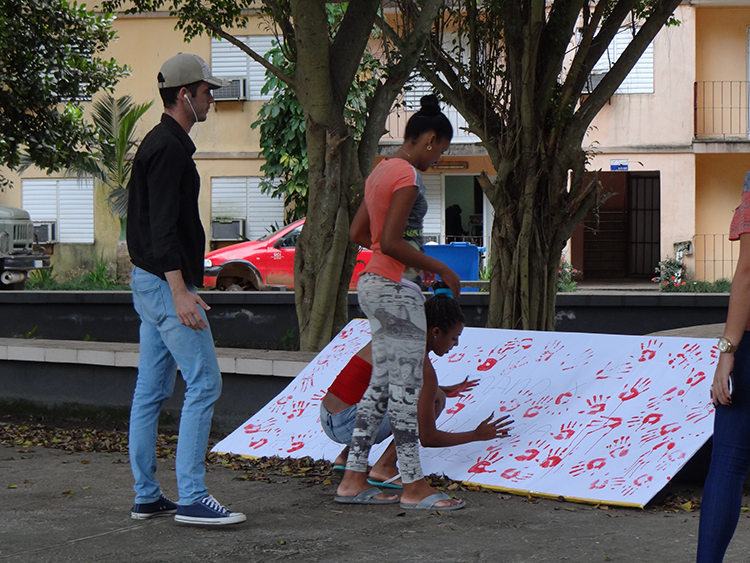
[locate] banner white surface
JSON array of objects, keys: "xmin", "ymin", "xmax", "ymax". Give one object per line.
[{"xmin": 213, "ymin": 320, "xmax": 716, "ymax": 508}]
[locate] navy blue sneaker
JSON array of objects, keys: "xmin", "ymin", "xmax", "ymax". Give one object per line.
[
  {"xmin": 174, "ymin": 494, "xmax": 246, "ymax": 526},
  {"xmin": 131, "ymin": 494, "xmax": 178, "ymax": 520}
]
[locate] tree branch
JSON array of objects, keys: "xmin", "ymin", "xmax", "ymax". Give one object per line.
[
  {"xmin": 195, "ymin": 15, "xmax": 295, "ymax": 89},
  {"xmin": 330, "ymin": 0, "xmax": 382, "ymax": 104},
  {"xmin": 574, "ymin": 0, "xmax": 682, "ymax": 134}
]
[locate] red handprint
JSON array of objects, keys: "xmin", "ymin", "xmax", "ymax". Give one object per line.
[
  {"xmin": 668, "ymin": 343, "xmax": 702, "ymax": 369},
  {"xmin": 647, "ymin": 387, "xmax": 681, "ymax": 409},
  {"xmin": 537, "ymin": 340, "xmax": 564, "ymax": 362},
  {"xmin": 636, "ymin": 339, "xmax": 662, "ymax": 362},
  {"xmin": 523, "ymin": 396, "xmax": 553, "ymax": 418},
  {"xmin": 685, "ymin": 369, "xmax": 706, "ymax": 389},
  {"xmin": 561, "ymin": 348, "xmax": 595, "ymax": 371},
  {"xmin": 569, "ymin": 458, "xmax": 607, "ymax": 477},
  {"xmin": 578, "ymin": 394, "xmax": 611, "ymax": 415},
  {"xmin": 269, "ymin": 395, "xmax": 293, "ymax": 414},
  {"xmin": 618, "ymin": 378, "xmax": 651, "ymax": 401},
  {"xmin": 555, "ymin": 391, "xmax": 573, "ymax": 405},
  {"xmin": 499, "ymin": 468, "xmax": 533, "ymax": 483},
  {"xmin": 514, "ymin": 448, "xmax": 540, "ymax": 462},
  {"xmin": 595, "ymin": 360, "xmax": 633, "ymax": 381},
  {"xmin": 287, "ymin": 432, "xmax": 313, "ymax": 453},
  {"xmin": 622, "ymin": 474, "xmax": 653, "ymax": 496},
  {"xmin": 248, "ymin": 438, "xmax": 268, "ymax": 449},
  {"xmin": 243, "ymin": 417, "xmax": 278, "ymax": 434},
  {"xmin": 468, "ymin": 451, "xmax": 502, "ymax": 475},
  {"xmin": 283, "ymin": 400, "xmax": 311, "ymax": 420},
  {"xmin": 552, "ymin": 421, "xmax": 580, "ymax": 441},
  {"xmin": 498, "ymin": 398, "xmax": 521, "ymax": 413},
  {"xmin": 686, "ymin": 403, "xmax": 714, "ymax": 424},
  {"xmin": 477, "ymin": 358, "xmax": 498, "ymax": 371},
  {"xmin": 540, "ymin": 447, "xmax": 567, "ymax": 468},
  {"xmin": 445, "ymin": 392, "xmax": 477, "ymax": 416},
  {"xmin": 606, "ymin": 436, "xmax": 631, "ymax": 458}
]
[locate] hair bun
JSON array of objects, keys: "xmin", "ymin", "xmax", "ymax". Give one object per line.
[{"xmin": 419, "ymin": 94, "xmax": 441, "ymax": 116}]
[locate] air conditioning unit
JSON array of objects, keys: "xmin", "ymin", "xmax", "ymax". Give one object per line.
[
  {"xmin": 583, "ymin": 72, "xmax": 606, "ymax": 94},
  {"xmin": 33, "ymin": 221, "xmax": 57, "ymax": 244},
  {"xmin": 212, "ymin": 78, "xmax": 247, "ymax": 101},
  {"xmin": 211, "ymin": 218, "xmax": 245, "ymax": 241}
]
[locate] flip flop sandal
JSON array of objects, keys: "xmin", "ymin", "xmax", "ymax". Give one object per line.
[
  {"xmin": 400, "ymin": 492, "xmax": 466, "ymax": 511},
  {"xmin": 367, "ymin": 474, "xmax": 403, "ymax": 490},
  {"xmin": 332, "ymin": 465, "xmax": 346, "ymax": 477},
  {"xmin": 334, "ymin": 487, "xmax": 399, "ymax": 505}
]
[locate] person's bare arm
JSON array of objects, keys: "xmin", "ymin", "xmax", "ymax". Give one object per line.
[
  {"xmin": 713, "ymin": 232, "xmax": 750, "ymax": 405},
  {"xmin": 418, "ymin": 355, "xmax": 512, "ymax": 447},
  {"xmin": 380, "ymin": 187, "xmax": 461, "ymax": 298},
  {"xmin": 350, "ymin": 202, "xmax": 372, "ymax": 249},
  {"xmin": 165, "ymin": 270, "xmax": 210, "ymax": 331}
]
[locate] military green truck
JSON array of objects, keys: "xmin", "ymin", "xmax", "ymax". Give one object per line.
[{"xmin": 0, "ymin": 204, "xmax": 51, "ymax": 289}]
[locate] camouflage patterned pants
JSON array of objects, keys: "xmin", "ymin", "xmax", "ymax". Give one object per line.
[{"xmin": 347, "ymin": 273, "xmax": 427, "ymax": 484}]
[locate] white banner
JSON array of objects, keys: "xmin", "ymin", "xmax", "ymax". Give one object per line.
[{"xmin": 214, "ymin": 320, "xmax": 716, "ymax": 508}]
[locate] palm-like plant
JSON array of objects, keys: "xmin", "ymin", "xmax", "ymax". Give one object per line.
[{"xmin": 75, "ymin": 93, "xmax": 153, "ymax": 239}]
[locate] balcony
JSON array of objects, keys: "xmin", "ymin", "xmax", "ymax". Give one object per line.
[{"xmin": 694, "ymin": 81, "xmax": 750, "ymax": 140}]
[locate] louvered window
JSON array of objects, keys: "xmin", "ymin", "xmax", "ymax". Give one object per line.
[
  {"xmin": 22, "ymin": 179, "xmax": 94, "ymax": 243},
  {"xmin": 210, "ymin": 36, "xmax": 276, "ymax": 101},
  {"xmin": 211, "ymin": 177, "xmax": 285, "ymax": 240}
]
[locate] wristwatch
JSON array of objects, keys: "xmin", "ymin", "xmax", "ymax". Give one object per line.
[{"xmin": 718, "ymin": 337, "xmax": 738, "ymax": 354}]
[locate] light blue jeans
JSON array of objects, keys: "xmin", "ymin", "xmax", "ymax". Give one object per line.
[
  {"xmin": 129, "ymin": 267, "xmax": 222, "ymax": 506},
  {"xmin": 319, "ymin": 402, "xmax": 392, "ymax": 446}
]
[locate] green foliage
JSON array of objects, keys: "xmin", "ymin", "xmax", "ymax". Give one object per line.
[
  {"xmin": 251, "ymin": 46, "xmax": 308, "ymax": 222},
  {"xmin": 81, "ymin": 254, "xmax": 118, "ymax": 289},
  {"xmin": 26, "ymin": 260, "xmax": 128, "ymax": 291},
  {"xmin": 653, "ymin": 257, "xmax": 687, "ymax": 290},
  {"xmin": 27, "ymin": 267, "xmax": 57, "ymax": 289},
  {"xmin": 0, "ymin": 0, "xmax": 129, "ymax": 186},
  {"xmin": 557, "ymin": 259, "xmax": 580, "ymax": 293},
  {"xmin": 69, "ymin": 93, "xmax": 153, "ymax": 221},
  {"xmin": 251, "ymin": 23, "xmax": 383, "ymax": 222}
]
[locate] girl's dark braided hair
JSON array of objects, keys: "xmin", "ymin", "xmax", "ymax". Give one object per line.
[{"xmin": 425, "ymin": 281, "xmax": 465, "ymax": 334}]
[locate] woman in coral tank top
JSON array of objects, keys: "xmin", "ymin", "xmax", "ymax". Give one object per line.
[{"xmin": 335, "ymin": 95, "xmax": 465, "ymax": 510}]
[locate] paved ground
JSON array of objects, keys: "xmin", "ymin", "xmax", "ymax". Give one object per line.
[
  {"xmin": 3, "ymin": 441, "xmax": 750, "ymax": 563},
  {"xmin": 2, "ymin": 322, "xmax": 743, "ymax": 563}
]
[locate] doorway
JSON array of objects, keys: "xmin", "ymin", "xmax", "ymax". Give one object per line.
[
  {"xmin": 582, "ymin": 172, "xmax": 661, "ymax": 279},
  {"xmin": 444, "ymin": 175, "xmax": 485, "ymax": 246}
]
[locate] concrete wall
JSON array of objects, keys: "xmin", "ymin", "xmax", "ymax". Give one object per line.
[{"xmin": 585, "ymin": 5, "xmax": 695, "ymax": 151}]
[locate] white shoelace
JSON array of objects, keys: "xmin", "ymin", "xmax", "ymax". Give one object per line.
[{"xmin": 201, "ymin": 494, "xmax": 229, "ymax": 514}]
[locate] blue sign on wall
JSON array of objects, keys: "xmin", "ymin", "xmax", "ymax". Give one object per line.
[{"xmin": 610, "ymin": 159, "xmax": 628, "ymax": 171}]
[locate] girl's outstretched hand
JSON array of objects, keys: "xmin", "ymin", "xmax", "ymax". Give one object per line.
[
  {"xmin": 474, "ymin": 413, "xmax": 513, "ymax": 441},
  {"xmin": 442, "ymin": 377, "xmax": 480, "ymax": 398}
]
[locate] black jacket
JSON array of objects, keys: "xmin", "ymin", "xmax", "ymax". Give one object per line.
[{"xmin": 126, "ymin": 114, "xmax": 205, "ymax": 287}]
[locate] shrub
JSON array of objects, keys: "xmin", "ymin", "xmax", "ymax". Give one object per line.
[{"xmin": 558, "ymin": 259, "xmax": 580, "ymax": 292}]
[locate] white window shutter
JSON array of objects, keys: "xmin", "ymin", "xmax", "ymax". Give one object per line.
[
  {"xmin": 58, "ymin": 179, "xmax": 94, "ymax": 243},
  {"xmin": 421, "ymin": 173, "xmax": 443, "ymax": 243},
  {"xmin": 211, "ymin": 177, "xmax": 248, "ymax": 218},
  {"xmin": 244, "ymin": 36, "xmax": 276, "ymax": 101},
  {"xmin": 592, "ymin": 28, "xmax": 654, "ymax": 95},
  {"xmin": 211, "ymin": 176, "xmax": 285, "ymax": 240},
  {"xmin": 22, "ymin": 179, "xmax": 58, "ymax": 222},
  {"xmin": 211, "ymin": 37, "xmax": 249, "ymax": 78},
  {"xmin": 245, "ymin": 177, "xmax": 285, "ymax": 239},
  {"xmin": 22, "ymin": 178, "xmax": 93, "ymax": 243}
]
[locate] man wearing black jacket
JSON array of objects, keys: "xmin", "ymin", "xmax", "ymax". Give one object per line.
[{"xmin": 126, "ymin": 53, "xmax": 245, "ymax": 526}]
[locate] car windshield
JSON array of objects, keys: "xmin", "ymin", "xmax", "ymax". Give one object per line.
[{"xmin": 255, "ymin": 221, "xmax": 302, "ymax": 242}]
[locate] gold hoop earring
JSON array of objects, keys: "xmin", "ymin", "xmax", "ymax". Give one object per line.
[{"xmin": 427, "ymin": 145, "xmax": 432, "ymax": 151}]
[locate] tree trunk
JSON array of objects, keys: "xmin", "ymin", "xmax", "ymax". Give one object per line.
[
  {"xmin": 294, "ymin": 119, "xmax": 362, "ymax": 352},
  {"xmin": 484, "ymin": 150, "xmax": 592, "ymax": 331}
]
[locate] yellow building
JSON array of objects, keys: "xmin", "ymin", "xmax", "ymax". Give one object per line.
[{"xmin": 3, "ymin": 5, "xmax": 748, "ymax": 283}]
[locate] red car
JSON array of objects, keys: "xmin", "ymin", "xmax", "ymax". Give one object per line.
[{"xmin": 203, "ymin": 218, "xmax": 371, "ymax": 290}]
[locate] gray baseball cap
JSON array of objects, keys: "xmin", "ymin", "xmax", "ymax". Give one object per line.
[{"xmin": 157, "ymin": 53, "xmax": 227, "ymax": 89}]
